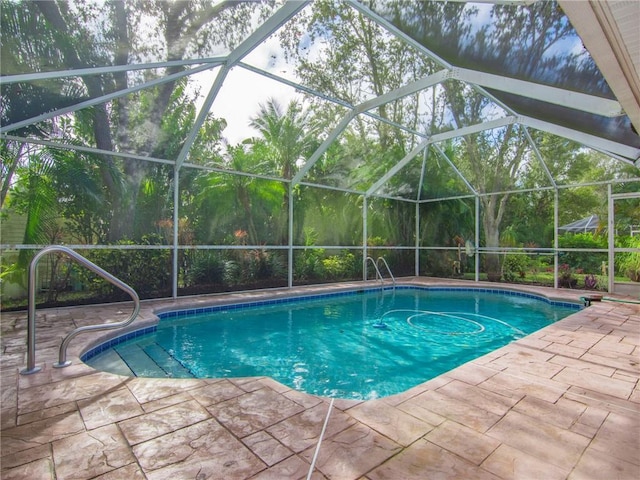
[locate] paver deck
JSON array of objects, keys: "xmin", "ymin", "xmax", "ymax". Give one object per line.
[{"xmin": 1, "ymin": 278, "xmax": 638, "ymax": 479}]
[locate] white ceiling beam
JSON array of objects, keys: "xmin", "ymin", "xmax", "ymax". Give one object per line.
[
  {"xmin": 346, "ymin": 0, "xmax": 452, "ymax": 69},
  {"xmin": 0, "ymin": 58, "xmax": 226, "ymax": 85},
  {"xmin": 0, "ymin": 134, "xmax": 176, "ymax": 166},
  {"xmin": 238, "ymin": 62, "xmax": 354, "ymax": 110},
  {"xmin": 238, "ymin": 62, "xmax": 427, "ymax": 139},
  {"xmin": 0, "ymin": 63, "xmax": 216, "ymax": 134},
  {"xmin": 347, "ymin": 0, "xmax": 522, "ymax": 121},
  {"xmin": 367, "ymin": 138, "xmax": 431, "ymax": 196},
  {"xmin": 416, "ymin": 149, "xmax": 428, "ymax": 201},
  {"xmin": 174, "ymin": 0, "xmax": 309, "ymax": 170},
  {"xmin": 558, "ymin": 0, "xmax": 640, "ymax": 132},
  {"xmin": 174, "ymin": 67, "xmax": 230, "ymax": 170},
  {"xmin": 518, "ymin": 115, "xmax": 640, "ymax": 164},
  {"xmin": 225, "ymin": 1, "xmax": 309, "ymax": 67},
  {"xmin": 431, "ymin": 143, "xmax": 478, "ymax": 195},
  {"xmin": 1, "ymin": 133, "xmax": 294, "ymax": 184},
  {"xmin": 523, "ymin": 127, "xmax": 557, "ymax": 189},
  {"xmin": 431, "ymin": 116, "xmax": 518, "ymax": 144},
  {"xmin": 355, "ymin": 69, "xmax": 451, "ymax": 114},
  {"xmin": 452, "ymin": 67, "xmax": 624, "ymax": 117},
  {"xmin": 368, "ymin": 116, "xmax": 518, "ymax": 196},
  {"xmin": 291, "ymin": 111, "xmax": 357, "ymax": 184}
]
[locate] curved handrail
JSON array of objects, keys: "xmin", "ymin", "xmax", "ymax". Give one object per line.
[
  {"xmin": 20, "ymin": 245, "xmax": 140, "ymax": 375},
  {"xmin": 365, "ymin": 256, "xmax": 384, "ymax": 284},
  {"xmin": 376, "ymin": 256, "xmax": 396, "ymax": 287}
]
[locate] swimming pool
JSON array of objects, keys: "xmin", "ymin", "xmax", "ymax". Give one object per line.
[{"xmin": 83, "ymin": 286, "xmax": 579, "ymax": 399}]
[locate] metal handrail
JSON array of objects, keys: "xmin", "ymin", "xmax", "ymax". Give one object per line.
[
  {"xmin": 20, "ymin": 245, "xmax": 140, "ymax": 375},
  {"xmin": 376, "ymin": 257, "xmax": 396, "ymax": 287},
  {"xmin": 366, "ymin": 256, "xmax": 385, "ymax": 283},
  {"xmin": 366, "ymin": 256, "xmax": 396, "ymax": 288}
]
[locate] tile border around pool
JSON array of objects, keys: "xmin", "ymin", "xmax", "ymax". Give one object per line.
[
  {"xmin": 81, "ymin": 284, "xmax": 581, "ymax": 363},
  {"xmin": 155, "ymin": 285, "xmax": 582, "ymax": 319}
]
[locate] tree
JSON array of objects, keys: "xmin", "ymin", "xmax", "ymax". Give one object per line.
[
  {"xmin": 445, "ymin": 84, "xmax": 530, "ymax": 277},
  {"xmin": 376, "ymin": 0, "xmax": 601, "ymax": 279},
  {"xmin": 249, "ymin": 99, "xmax": 317, "ymax": 180},
  {"xmin": 189, "ymin": 141, "xmax": 286, "ymax": 246},
  {"xmin": 282, "ymin": 0, "xmax": 438, "ymax": 141},
  {"xmin": 2, "ymin": 0, "xmax": 264, "ymax": 241},
  {"xmin": 248, "ymin": 98, "xmax": 321, "ymax": 242}
]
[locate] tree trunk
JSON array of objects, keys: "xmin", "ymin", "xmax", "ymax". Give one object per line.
[{"xmin": 482, "ymin": 195, "xmax": 504, "ymax": 281}]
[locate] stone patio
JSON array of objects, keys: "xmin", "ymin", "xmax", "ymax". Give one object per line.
[{"xmin": 1, "ymin": 279, "xmax": 639, "ymax": 479}]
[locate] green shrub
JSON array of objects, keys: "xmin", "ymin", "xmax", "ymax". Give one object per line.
[
  {"xmin": 558, "ymin": 233, "xmax": 607, "ymax": 272},
  {"xmin": 222, "ymin": 260, "xmax": 241, "ymax": 285},
  {"xmin": 617, "ymin": 236, "xmax": 640, "ymax": 282},
  {"xmin": 503, "ymin": 254, "xmax": 529, "ymax": 282},
  {"xmin": 184, "ymin": 250, "xmax": 225, "ymax": 286},
  {"xmin": 246, "ymin": 249, "xmax": 286, "ymax": 281},
  {"xmin": 293, "ymin": 227, "xmax": 326, "ymax": 281},
  {"xmin": 294, "ymin": 248, "xmax": 325, "ymax": 280},
  {"xmin": 83, "ymin": 234, "xmax": 171, "ymax": 298},
  {"xmin": 322, "ymin": 252, "xmax": 359, "ymax": 280}
]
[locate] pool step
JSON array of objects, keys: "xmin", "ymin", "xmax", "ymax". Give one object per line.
[
  {"xmin": 89, "ymin": 348, "xmax": 135, "ymax": 376},
  {"xmin": 113, "ymin": 342, "xmax": 195, "ymax": 378},
  {"xmin": 142, "ymin": 343, "xmax": 195, "ymax": 378}
]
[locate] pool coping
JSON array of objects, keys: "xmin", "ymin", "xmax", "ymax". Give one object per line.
[
  {"xmin": 78, "ymin": 279, "xmax": 584, "ymax": 363},
  {"xmin": 79, "ymin": 283, "xmax": 583, "ymax": 375},
  {"xmin": 2, "ymin": 277, "xmax": 638, "ymax": 479}
]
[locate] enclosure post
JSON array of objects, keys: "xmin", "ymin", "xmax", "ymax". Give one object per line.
[
  {"xmin": 288, "ymin": 183, "xmax": 294, "ymax": 289},
  {"xmin": 554, "ymin": 188, "xmax": 559, "ymax": 289},
  {"xmin": 416, "ymin": 150, "xmax": 427, "ymax": 277},
  {"xmin": 172, "ymin": 166, "xmax": 180, "ymax": 298},
  {"xmin": 475, "ymin": 196, "xmax": 480, "ymax": 282},
  {"xmin": 363, "ymin": 196, "xmax": 368, "ymax": 280},
  {"xmin": 415, "ymin": 202, "xmax": 420, "ymax": 276},
  {"xmin": 607, "ymin": 184, "xmax": 614, "ymax": 293}
]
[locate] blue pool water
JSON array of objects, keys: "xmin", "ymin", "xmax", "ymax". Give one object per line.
[{"xmin": 83, "ymin": 287, "xmax": 579, "ymax": 399}]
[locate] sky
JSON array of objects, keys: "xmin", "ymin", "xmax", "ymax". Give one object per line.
[{"xmin": 190, "ymin": 32, "xmax": 309, "ymax": 147}]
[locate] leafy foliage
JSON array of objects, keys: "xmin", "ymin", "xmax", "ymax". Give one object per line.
[
  {"xmin": 2, "ymin": 0, "xmax": 639, "ymax": 308},
  {"xmin": 503, "ymin": 255, "xmax": 528, "ymax": 282},
  {"xmin": 322, "ymin": 251, "xmax": 360, "ymax": 280},
  {"xmin": 183, "ymin": 250, "xmax": 226, "ymax": 287},
  {"xmin": 558, "ymin": 233, "xmax": 607, "ymax": 272},
  {"xmin": 81, "ymin": 235, "xmax": 171, "ymax": 298},
  {"xmin": 617, "ymin": 236, "xmax": 640, "ymax": 282}
]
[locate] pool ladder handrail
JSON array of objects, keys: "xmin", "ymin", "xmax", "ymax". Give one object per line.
[
  {"xmin": 20, "ymin": 245, "xmax": 141, "ymax": 375},
  {"xmin": 366, "ymin": 256, "xmax": 396, "ymax": 288}
]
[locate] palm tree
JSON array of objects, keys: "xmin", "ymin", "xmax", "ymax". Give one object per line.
[
  {"xmin": 249, "ymin": 98, "xmax": 319, "ymax": 179},
  {"xmin": 191, "ymin": 143, "xmax": 286, "ymax": 246},
  {"xmin": 248, "ymin": 98, "xmax": 320, "ymax": 243}
]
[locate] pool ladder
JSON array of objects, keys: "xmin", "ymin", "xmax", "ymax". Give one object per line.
[
  {"xmin": 366, "ymin": 256, "xmax": 396, "ymax": 288},
  {"xmin": 20, "ymin": 245, "xmax": 140, "ymax": 375}
]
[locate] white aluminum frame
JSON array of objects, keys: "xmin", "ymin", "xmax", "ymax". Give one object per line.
[{"xmin": 2, "ymin": 0, "xmax": 639, "ymax": 299}]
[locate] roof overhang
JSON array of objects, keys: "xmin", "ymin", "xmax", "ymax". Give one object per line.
[{"xmin": 559, "ymin": 0, "xmax": 640, "ymax": 137}]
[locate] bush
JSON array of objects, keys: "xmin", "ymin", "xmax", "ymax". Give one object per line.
[
  {"xmin": 294, "ymin": 227, "xmax": 325, "ymax": 281},
  {"xmin": 617, "ymin": 236, "xmax": 640, "ymax": 282},
  {"xmin": 184, "ymin": 250, "xmax": 225, "ymax": 286},
  {"xmin": 584, "ymin": 274, "xmax": 598, "ymax": 289},
  {"xmin": 82, "ymin": 234, "xmax": 171, "ymax": 299},
  {"xmin": 294, "ymin": 248, "xmax": 325, "ymax": 280},
  {"xmin": 322, "ymin": 252, "xmax": 359, "ymax": 280},
  {"xmin": 246, "ymin": 249, "xmax": 286, "ymax": 281},
  {"xmin": 558, "ymin": 233, "xmax": 607, "ymax": 272},
  {"xmin": 222, "ymin": 260, "xmax": 241, "ymax": 285},
  {"xmin": 503, "ymin": 254, "xmax": 529, "ymax": 282}
]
